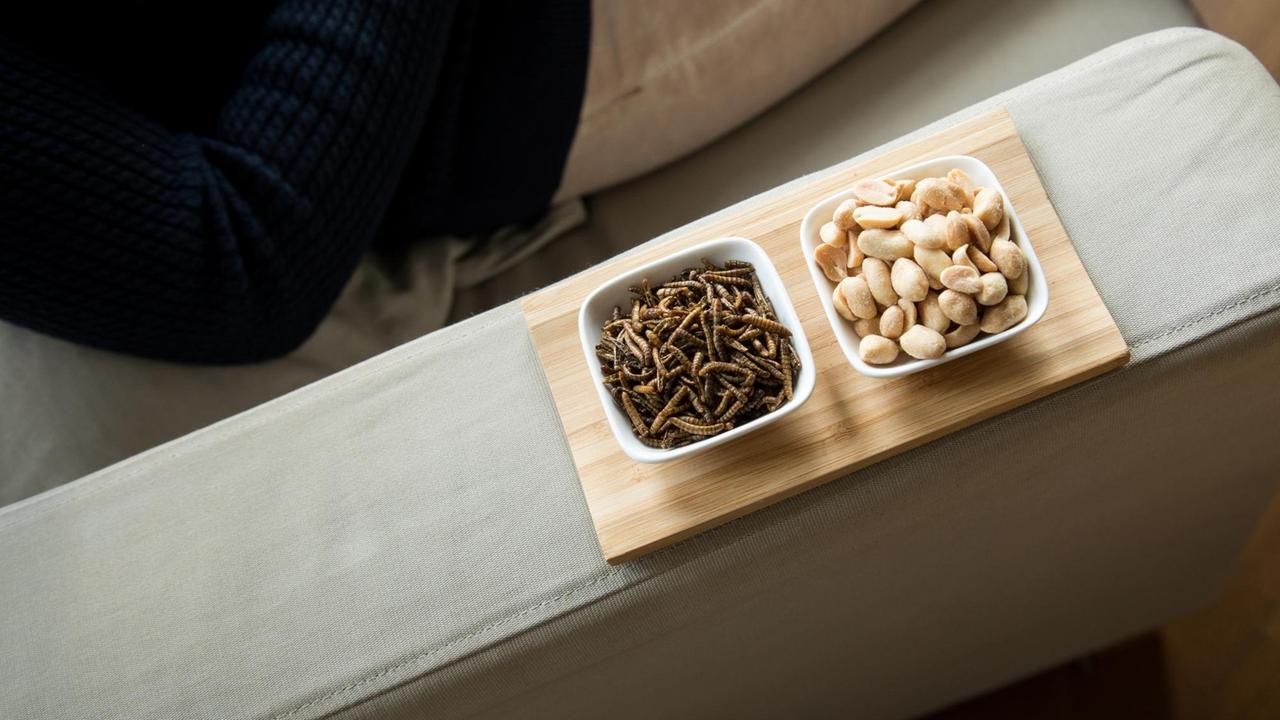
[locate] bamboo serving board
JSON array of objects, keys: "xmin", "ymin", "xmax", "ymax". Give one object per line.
[{"xmin": 522, "ymin": 108, "xmax": 1129, "ymax": 564}]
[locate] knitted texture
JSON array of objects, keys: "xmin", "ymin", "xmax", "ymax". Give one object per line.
[{"xmin": 0, "ymin": 0, "xmax": 588, "ymax": 363}]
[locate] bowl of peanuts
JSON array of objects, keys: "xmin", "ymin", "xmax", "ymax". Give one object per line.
[
  {"xmin": 800, "ymin": 155, "xmax": 1047, "ymax": 378},
  {"xmin": 579, "ymin": 237, "xmax": 816, "ymax": 463}
]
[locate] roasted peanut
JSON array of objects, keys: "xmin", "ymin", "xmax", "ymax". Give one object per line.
[
  {"xmin": 879, "ymin": 304, "xmax": 906, "ymax": 340},
  {"xmin": 857, "ymin": 228, "xmax": 914, "ymax": 261},
  {"xmin": 944, "ymin": 323, "xmax": 981, "ymax": 349},
  {"xmin": 852, "ymin": 178, "xmax": 898, "ymax": 207},
  {"xmin": 947, "ymin": 168, "xmax": 974, "ymax": 195},
  {"xmin": 853, "ymin": 315, "xmax": 880, "ymax": 338},
  {"xmin": 892, "ymin": 178, "xmax": 916, "ymax": 203},
  {"xmin": 939, "ymin": 265, "xmax": 982, "ymax": 294},
  {"xmin": 859, "ymin": 334, "xmax": 900, "ymax": 365},
  {"xmin": 917, "ymin": 177, "xmax": 969, "ymax": 212},
  {"xmin": 976, "ymin": 272, "xmax": 1008, "ymax": 306},
  {"xmin": 854, "ymin": 205, "xmax": 905, "ymax": 229},
  {"xmin": 1008, "ymin": 269, "xmax": 1028, "ymax": 295},
  {"xmin": 861, "ymin": 257, "xmax": 899, "ymax": 307},
  {"xmin": 832, "ymin": 284, "xmax": 856, "ymax": 321},
  {"xmin": 899, "ymin": 325, "xmax": 946, "ymax": 359},
  {"xmin": 973, "ymin": 187, "xmax": 1004, "ymax": 231},
  {"xmin": 833, "ymin": 199, "xmax": 859, "ymax": 230},
  {"xmin": 813, "ymin": 242, "xmax": 847, "ymax": 282},
  {"xmin": 819, "ymin": 221, "xmax": 849, "ymax": 248},
  {"xmin": 838, "ymin": 275, "xmax": 877, "ymax": 319},
  {"xmin": 901, "ymin": 217, "xmax": 945, "ymax": 249},
  {"xmin": 939, "ymin": 289, "xmax": 979, "ymax": 325},
  {"xmin": 823, "ymin": 167, "xmax": 1033, "ymax": 358},
  {"xmin": 846, "ymin": 240, "xmax": 865, "ymax": 270},
  {"xmin": 991, "ymin": 212, "xmax": 1011, "ymax": 245},
  {"xmin": 919, "ymin": 290, "xmax": 950, "ymax": 333},
  {"xmin": 913, "ymin": 245, "xmax": 952, "ymax": 288},
  {"xmin": 890, "ymin": 258, "xmax": 929, "ymax": 302},
  {"xmin": 990, "ymin": 239, "xmax": 1026, "ymax": 280},
  {"xmin": 944, "ymin": 211, "xmax": 969, "ymax": 251},
  {"xmin": 967, "ymin": 244, "xmax": 999, "ymax": 272},
  {"xmin": 979, "ymin": 294, "xmax": 1028, "ymax": 334},
  {"xmin": 898, "ymin": 297, "xmax": 917, "ymax": 330},
  {"xmin": 961, "ymin": 212, "xmax": 992, "ymax": 254},
  {"xmin": 896, "ymin": 200, "xmax": 922, "ymax": 222}
]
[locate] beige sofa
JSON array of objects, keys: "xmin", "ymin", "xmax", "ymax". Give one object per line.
[{"xmin": 5, "ymin": 2, "xmax": 1280, "ymax": 719}]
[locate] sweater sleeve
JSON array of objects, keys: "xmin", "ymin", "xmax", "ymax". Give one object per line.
[{"xmin": 0, "ymin": 0, "xmax": 456, "ymax": 363}]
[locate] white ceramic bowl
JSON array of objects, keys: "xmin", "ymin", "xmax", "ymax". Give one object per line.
[
  {"xmin": 578, "ymin": 237, "xmax": 815, "ymax": 463},
  {"xmin": 799, "ymin": 155, "xmax": 1048, "ymax": 378}
]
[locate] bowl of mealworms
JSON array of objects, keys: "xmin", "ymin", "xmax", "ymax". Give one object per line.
[
  {"xmin": 800, "ymin": 155, "xmax": 1047, "ymax": 378},
  {"xmin": 578, "ymin": 236, "xmax": 815, "ymax": 463}
]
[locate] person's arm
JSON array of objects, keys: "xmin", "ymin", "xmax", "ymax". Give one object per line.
[{"xmin": 0, "ymin": 0, "xmax": 455, "ymax": 363}]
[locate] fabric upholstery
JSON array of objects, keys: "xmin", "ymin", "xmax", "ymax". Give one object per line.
[{"xmin": 5, "ymin": 20, "xmax": 1280, "ymax": 720}]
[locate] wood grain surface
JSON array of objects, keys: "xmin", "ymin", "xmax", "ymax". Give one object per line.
[{"xmin": 522, "ymin": 108, "xmax": 1129, "ymax": 564}]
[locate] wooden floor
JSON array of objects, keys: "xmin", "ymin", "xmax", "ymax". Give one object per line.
[{"xmin": 923, "ymin": 490, "xmax": 1280, "ymax": 719}]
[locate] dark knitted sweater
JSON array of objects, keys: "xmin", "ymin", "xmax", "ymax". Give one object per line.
[{"xmin": 0, "ymin": 1, "xmax": 589, "ymax": 363}]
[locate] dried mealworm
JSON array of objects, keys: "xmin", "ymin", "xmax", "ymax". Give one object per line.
[
  {"xmin": 740, "ymin": 314, "xmax": 792, "ymax": 337},
  {"xmin": 667, "ymin": 417, "xmax": 731, "ymax": 436},
  {"xmin": 596, "ymin": 258, "xmax": 799, "ymax": 449}
]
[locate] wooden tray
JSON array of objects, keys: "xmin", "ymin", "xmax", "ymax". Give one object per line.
[{"xmin": 521, "ymin": 108, "xmax": 1129, "ymax": 564}]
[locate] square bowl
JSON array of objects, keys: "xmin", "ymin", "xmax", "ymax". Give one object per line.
[
  {"xmin": 577, "ymin": 237, "xmax": 816, "ymax": 463},
  {"xmin": 799, "ymin": 154, "xmax": 1048, "ymax": 378}
]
